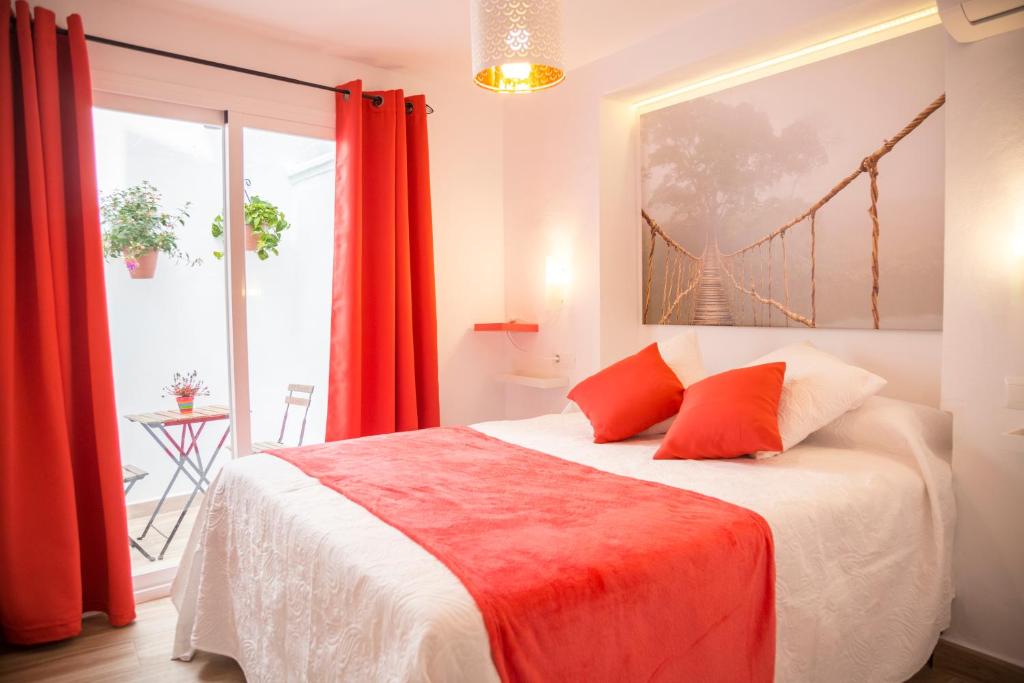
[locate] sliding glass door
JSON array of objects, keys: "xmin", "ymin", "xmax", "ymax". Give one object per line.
[
  {"xmin": 93, "ymin": 99, "xmax": 230, "ymax": 577},
  {"xmin": 92, "ymin": 96, "xmax": 335, "ymax": 583},
  {"xmin": 242, "ymin": 127, "xmax": 335, "ymax": 449}
]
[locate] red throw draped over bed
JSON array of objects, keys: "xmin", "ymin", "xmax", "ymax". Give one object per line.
[
  {"xmin": 270, "ymin": 427, "xmax": 776, "ymax": 682},
  {"xmin": 0, "ymin": 1, "xmax": 135, "ymax": 644},
  {"xmin": 327, "ymin": 79, "xmax": 439, "ymax": 441}
]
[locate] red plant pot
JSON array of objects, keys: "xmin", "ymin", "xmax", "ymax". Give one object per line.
[
  {"xmin": 125, "ymin": 250, "xmax": 158, "ymax": 279},
  {"xmin": 244, "ymin": 224, "xmax": 260, "ymax": 251},
  {"xmin": 175, "ymin": 395, "xmax": 195, "ymax": 413}
]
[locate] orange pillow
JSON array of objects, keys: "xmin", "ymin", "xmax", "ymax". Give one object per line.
[
  {"xmin": 654, "ymin": 362, "xmax": 786, "ymax": 460},
  {"xmin": 568, "ymin": 343, "xmax": 684, "ymax": 443}
]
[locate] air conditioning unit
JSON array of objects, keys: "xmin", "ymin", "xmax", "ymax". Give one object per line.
[{"xmin": 937, "ymin": 0, "xmax": 1024, "ymax": 41}]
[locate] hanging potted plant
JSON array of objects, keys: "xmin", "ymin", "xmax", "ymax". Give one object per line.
[
  {"xmin": 100, "ymin": 181, "xmax": 200, "ymax": 278},
  {"xmin": 163, "ymin": 370, "xmax": 210, "ymax": 414},
  {"xmin": 211, "ymin": 195, "xmax": 290, "ymax": 261}
]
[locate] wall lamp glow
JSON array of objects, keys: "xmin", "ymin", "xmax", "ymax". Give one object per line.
[
  {"xmin": 545, "ymin": 254, "xmax": 571, "ymax": 308},
  {"xmin": 632, "ymin": 6, "xmax": 938, "ymax": 111},
  {"xmin": 1013, "ymin": 208, "xmax": 1024, "ymax": 259}
]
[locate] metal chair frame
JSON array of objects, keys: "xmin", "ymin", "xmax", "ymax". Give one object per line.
[
  {"xmin": 123, "ymin": 464, "xmax": 155, "ymax": 562},
  {"xmin": 279, "ymin": 383, "xmax": 315, "ymax": 446}
]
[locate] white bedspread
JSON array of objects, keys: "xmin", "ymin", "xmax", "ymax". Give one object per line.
[{"xmin": 172, "ymin": 396, "xmax": 955, "ymax": 682}]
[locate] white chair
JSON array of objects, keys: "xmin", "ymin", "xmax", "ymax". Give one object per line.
[{"xmin": 252, "ymin": 384, "xmax": 315, "ymax": 453}]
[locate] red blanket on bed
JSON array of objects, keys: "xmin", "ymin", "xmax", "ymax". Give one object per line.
[{"xmin": 270, "ymin": 427, "xmax": 775, "ymax": 682}]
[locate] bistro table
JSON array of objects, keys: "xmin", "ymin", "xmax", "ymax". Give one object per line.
[{"xmin": 123, "ymin": 404, "xmax": 231, "ymax": 560}]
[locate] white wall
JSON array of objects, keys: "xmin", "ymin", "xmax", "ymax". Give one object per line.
[
  {"xmin": 941, "ymin": 27, "xmax": 1024, "ymax": 666},
  {"xmin": 44, "ymin": 0, "xmax": 508, "ymax": 441},
  {"xmin": 501, "ymin": 0, "xmax": 1023, "ymax": 666},
  {"xmin": 502, "ymin": 0, "xmax": 944, "ymax": 423}
]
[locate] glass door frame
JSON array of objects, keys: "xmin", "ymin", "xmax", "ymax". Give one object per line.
[
  {"xmin": 92, "ymin": 91, "xmax": 230, "ymax": 592},
  {"xmin": 222, "ymin": 110, "xmax": 334, "ymax": 457},
  {"xmin": 92, "ymin": 82, "xmax": 335, "ymax": 599},
  {"xmin": 94, "ymin": 91, "xmax": 335, "ymax": 460}
]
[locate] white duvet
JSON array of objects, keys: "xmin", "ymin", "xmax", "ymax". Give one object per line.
[{"xmin": 172, "ymin": 396, "xmax": 955, "ymax": 682}]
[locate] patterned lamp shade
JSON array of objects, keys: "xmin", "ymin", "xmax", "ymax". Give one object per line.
[{"xmin": 470, "ymin": 0, "xmax": 565, "ymax": 93}]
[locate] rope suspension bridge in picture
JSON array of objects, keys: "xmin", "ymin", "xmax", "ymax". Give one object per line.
[{"xmin": 642, "ymin": 93, "xmax": 945, "ymax": 329}]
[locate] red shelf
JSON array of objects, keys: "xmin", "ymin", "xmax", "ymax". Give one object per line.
[{"xmin": 473, "ymin": 322, "xmax": 539, "ymax": 333}]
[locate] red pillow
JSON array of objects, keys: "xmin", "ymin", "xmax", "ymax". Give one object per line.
[
  {"xmin": 654, "ymin": 362, "xmax": 786, "ymax": 460},
  {"xmin": 568, "ymin": 343, "xmax": 684, "ymax": 443}
]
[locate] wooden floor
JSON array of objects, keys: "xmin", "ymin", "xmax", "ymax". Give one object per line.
[
  {"xmin": 0, "ymin": 599, "xmax": 243, "ymax": 683},
  {"xmin": 910, "ymin": 664, "xmax": 982, "ymax": 682},
  {"xmin": 3, "ymin": 597, "xmax": 1020, "ymax": 682}
]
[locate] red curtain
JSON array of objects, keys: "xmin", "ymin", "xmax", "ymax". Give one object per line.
[
  {"xmin": 0, "ymin": 1, "xmax": 135, "ymax": 644},
  {"xmin": 326, "ymin": 80, "xmax": 440, "ymax": 440}
]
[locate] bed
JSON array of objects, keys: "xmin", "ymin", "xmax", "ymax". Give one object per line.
[{"xmin": 172, "ymin": 395, "xmax": 954, "ymax": 682}]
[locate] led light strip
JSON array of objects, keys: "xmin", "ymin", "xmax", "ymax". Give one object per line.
[{"xmin": 632, "ymin": 6, "xmax": 939, "ymax": 110}]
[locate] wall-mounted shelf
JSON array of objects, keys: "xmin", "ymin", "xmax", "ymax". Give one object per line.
[
  {"xmin": 474, "ymin": 322, "xmax": 539, "ymax": 332},
  {"xmin": 496, "ymin": 374, "xmax": 568, "ymax": 389}
]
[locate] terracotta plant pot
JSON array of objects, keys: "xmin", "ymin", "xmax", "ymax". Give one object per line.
[
  {"xmin": 244, "ymin": 224, "xmax": 260, "ymax": 251},
  {"xmin": 125, "ymin": 249, "xmax": 158, "ymax": 279},
  {"xmin": 175, "ymin": 395, "xmax": 195, "ymax": 413}
]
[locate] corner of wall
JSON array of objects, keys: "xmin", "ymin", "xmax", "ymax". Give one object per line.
[{"xmin": 939, "ymin": 27, "xmax": 1024, "ymax": 667}]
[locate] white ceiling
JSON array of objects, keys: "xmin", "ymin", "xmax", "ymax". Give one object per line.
[{"xmin": 141, "ymin": 0, "xmax": 721, "ymax": 73}]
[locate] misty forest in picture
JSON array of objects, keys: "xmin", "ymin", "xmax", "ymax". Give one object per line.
[{"xmin": 640, "ymin": 27, "xmax": 945, "ymax": 330}]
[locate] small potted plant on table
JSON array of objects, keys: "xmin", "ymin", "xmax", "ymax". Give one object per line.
[
  {"xmin": 211, "ymin": 195, "xmax": 290, "ymax": 261},
  {"xmin": 100, "ymin": 181, "xmax": 200, "ymax": 279},
  {"xmin": 163, "ymin": 370, "xmax": 210, "ymax": 414}
]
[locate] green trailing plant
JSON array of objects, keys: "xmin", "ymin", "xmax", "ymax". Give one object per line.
[
  {"xmin": 100, "ymin": 181, "xmax": 200, "ymax": 269},
  {"xmin": 211, "ymin": 195, "xmax": 290, "ymax": 261}
]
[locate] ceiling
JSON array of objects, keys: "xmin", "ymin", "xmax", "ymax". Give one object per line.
[{"xmin": 141, "ymin": 0, "xmax": 721, "ymax": 73}]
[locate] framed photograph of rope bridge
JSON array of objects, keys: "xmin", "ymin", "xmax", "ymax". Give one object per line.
[{"xmin": 640, "ymin": 26, "xmax": 945, "ymax": 330}]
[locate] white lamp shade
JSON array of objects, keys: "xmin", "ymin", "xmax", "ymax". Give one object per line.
[{"xmin": 470, "ymin": 0, "xmax": 565, "ymax": 93}]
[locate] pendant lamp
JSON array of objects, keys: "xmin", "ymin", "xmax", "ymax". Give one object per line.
[{"xmin": 470, "ymin": 0, "xmax": 565, "ymax": 93}]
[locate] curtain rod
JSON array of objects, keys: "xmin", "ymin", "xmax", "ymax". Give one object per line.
[{"xmin": 8, "ymin": 17, "xmax": 434, "ymax": 114}]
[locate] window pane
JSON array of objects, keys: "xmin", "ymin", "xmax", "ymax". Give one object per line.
[
  {"xmin": 95, "ymin": 107, "xmax": 229, "ymax": 568},
  {"xmin": 243, "ymin": 128, "xmax": 334, "ymax": 448}
]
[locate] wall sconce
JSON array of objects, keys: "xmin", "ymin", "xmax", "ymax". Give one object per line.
[
  {"xmin": 1013, "ymin": 209, "xmax": 1024, "ymax": 259},
  {"xmin": 545, "ymin": 254, "xmax": 570, "ymax": 308}
]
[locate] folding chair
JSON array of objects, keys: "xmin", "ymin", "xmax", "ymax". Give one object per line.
[
  {"xmin": 123, "ymin": 464, "xmax": 155, "ymax": 561},
  {"xmin": 252, "ymin": 384, "xmax": 315, "ymax": 453}
]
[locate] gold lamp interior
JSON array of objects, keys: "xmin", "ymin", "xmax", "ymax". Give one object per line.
[
  {"xmin": 470, "ymin": 0, "xmax": 565, "ymax": 94},
  {"xmin": 473, "ymin": 62, "xmax": 565, "ymax": 93}
]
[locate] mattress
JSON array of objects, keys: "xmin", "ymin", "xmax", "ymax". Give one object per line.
[{"xmin": 172, "ymin": 395, "xmax": 955, "ymax": 682}]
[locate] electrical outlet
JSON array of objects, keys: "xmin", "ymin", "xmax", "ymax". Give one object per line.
[{"xmin": 551, "ymin": 352, "xmax": 576, "ymax": 369}]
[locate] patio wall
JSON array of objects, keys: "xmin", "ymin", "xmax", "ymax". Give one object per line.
[{"xmin": 98, "ymin": 115, "xmax": 335, "ymax": 504}]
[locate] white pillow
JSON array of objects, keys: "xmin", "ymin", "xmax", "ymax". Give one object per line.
[
  {"xmin": 805, "ymin": 395, "xmax": 952, "ymax": 462},
  {"xmin": 746, "ymin": 341, "xmax": 886, "ymax": 458},
  {"xmin": 656, "ymin": 330, "xmax": 708, "ymax": 389},
  {"xmin": 563, "ymin": 331, "xmax": 707, "ymax": 436},
  {"xmin": 639, "ymin": 332, "xmax": 708, "ymax": 435}
]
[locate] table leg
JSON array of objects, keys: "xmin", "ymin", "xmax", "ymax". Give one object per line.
[
  {"xmin": 158, "ymin": 424, "xmax": 206, "ymax": 489},
  {"xmin": 180, "ymin": 422, "xmax": 212, "ymax": 488},
  {"xmin": 156, "ymin": 421, "xmax": 230, "ymax": 560},
  {"xmin": 188, "ymin": 423, "xmax": 204, "ymax": 477},
  {"xmin": 157, "ymin": 482, "xmax": 201, "ymax": 561},
  {"xmin": 203, "ymin": 422, "xmax": 231, "ymax": 480},
  {"xmin": 136, "ymin": 424, "xmax": 202, "ymax": 539}
]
